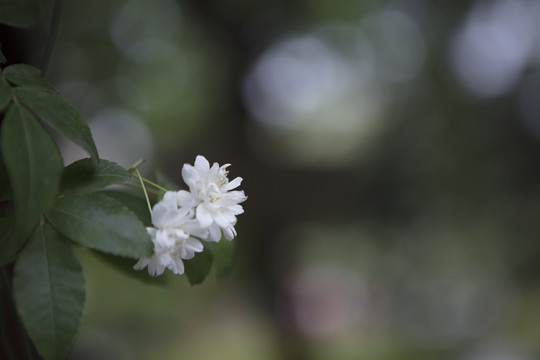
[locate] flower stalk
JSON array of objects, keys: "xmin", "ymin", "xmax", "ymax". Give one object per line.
[
  {"xmin": 129, "ymin": 159, "xmax": 168, "ymax": 193},
  {"xmin": 134, "ymin": 167, "xmax": 152, "ymax": 216}
]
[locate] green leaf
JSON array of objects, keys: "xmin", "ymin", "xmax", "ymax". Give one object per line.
[
  {"xmin": 12, "ymin": 224, "xmax": 85, "ymax": 360},
  {"xmin": 184, "ymin": 246, "xmax": 213, "ymax": 286},
  {"xmin": 3, "ymin": 64, "xmax": 57, "ymax": 93},
  {"xmin": 0, "ymin": 77, "xmax": 12, "ymax": 111},
  {"xmin": 91, "ymin": 250, "xmax": 167, "ymax": 286},
  {"xmin": 209, "ymin": 239, "xmax": 237, "ymax": 280},
  {"xmin": 60, "ymin": 158, "xmax": 132, "ymax": 194},
  {"xmin": 97, "ymin": 190, "xmax": 152, "ymax": 226},
  {"xmin": 46, "ymin": 193, "xmax": 153, "ymax": 258},
  {"xmin": 14, "ymin": 87, "xmax": 99, "ymax": 166},
  {"xmin": 0, "ymin": 217, "xmax": 24, "ymax": 265},
  {"xmin": 0, "ymin": 0, "xmax": 40, "ymax": 27},
  {"xmin": 0, "ymin": 49, "xmax": 6, "ymax": 64},
  {"xmin": 1, "ymin": 104, "xmax": 63, "ymax": 238}
]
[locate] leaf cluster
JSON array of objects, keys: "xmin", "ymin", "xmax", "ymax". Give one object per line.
[
  {"xmin": 0, "ymin": 64, "xmax": 153, "ymax": 359},
  {"xmin": 0, "ymin": 3, "xmax": 239, "ymax": 359}
]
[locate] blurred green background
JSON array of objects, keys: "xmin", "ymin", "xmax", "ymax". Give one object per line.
[{"xmin": 5, "ymin": 0, "xmax": 540, "ymax": 358}]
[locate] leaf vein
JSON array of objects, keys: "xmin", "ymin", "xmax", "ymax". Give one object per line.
[{"xmin": 40, "ymin": 224, "xmax": 57, "ymax": 352}]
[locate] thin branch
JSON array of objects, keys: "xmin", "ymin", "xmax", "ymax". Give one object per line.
[{"xmin": 135, "ymin": 168, "xmax": 153, "ymax": 216}]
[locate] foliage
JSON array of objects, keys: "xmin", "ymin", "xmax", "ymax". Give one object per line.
[
  {"xmin": 0, "ymin": 3, "xmax": 240, "ymax": 359},
  {"xmin": 185, "ymin": 239, "xmax": 237, "ymax": 285}
]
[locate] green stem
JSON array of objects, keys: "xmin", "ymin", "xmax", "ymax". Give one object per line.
[
  {"xmin": 129, "ymin": 159, "xmax": 145, "ymax": 171},
  {"xmin": 123, "ymin": 182, "xmax": 161, "ymax": 196},
  {"xmin": 42, "ymin": 0, "xmax": 64, "ymax": 77},
  {"xmin": 128, "ymin": 159, "xmax": 169, "ymax": 192},
  {"xmin": 135, "ymin": 168, "xmax": 152, "ymax": 216},
  {"xmin": 139, "ymin": 176, "xmax": 168, "ymax": 193}
]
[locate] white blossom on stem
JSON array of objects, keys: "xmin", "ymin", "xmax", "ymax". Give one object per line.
[
  {"xmin": 134, "ymin": 155, "xmax": 247, "ymax": 276},
  {"xmin": 178, "ymin": 155, "xmax": 247, "ymax": 241},
  {"xmin": 134, "ymin": 191, "xmax": 204, "ymax": 276}
]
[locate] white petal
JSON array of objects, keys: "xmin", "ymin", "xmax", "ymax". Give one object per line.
[
  {"xmin": 225, "ymin": 177, "xmax": 242, "ymax": 191},
  {"xmin": 158, "ymin": 252, "xmax": 173, "ymax": 267},
  {"xmin": 151, "ymin": 197, "xmax": 180, "ymax": 228},
  {"xmin": 229, "ymin": 191, "xmax": 247, "ymax": 203},
  {"xmin": 219, "ymin": 163, "xmax": 231, "ymax": 173},
  {"xmin": 218, "ymin": 193, "xmax": 246, "ymax": 207},
  {"xmin": 209, "ymin": 162, "xmax": 220, "ymax": 174},
  {"xmin": 182, "ymin": 164, "xmax": 199, "ymax": 189},
  {"xmin": 196, "ymin": 204, "xmax": 213, "ymax": 227},
  {"xmin": 177, "ymin": 190, "xmax": 198, "ymax": 208},
  {"xmin": 183, "ymin": 220, "xmax": 207, "ymax": 238},
  {"xmin": 172, "ymin": 228, "xmax": 190, "ymax": 240},
  {"xmin": 147, "ymin": 261, "xmax": 157, "ymax": 276},
  {"xmin": 229, "ymin": 204, "xmax": 244, "ymax": 215},
  {"xmin": 133, "ymin": 258, "xmax": 150, "ymax": 270},
  {"xmin": 153, "ymin": 266, "xmax": 165, "ymax": 276},
  {"xmin": 155, "ymin": 229, "xmax": 175, "ymax": 248},
  {"xmin": 161, "ymin": 191, "xmax": 178, "ymax": 206},
  {"xmin": 222, "ymin": 225, "xmax": 236, "ymax": 240},
  {"xmin": 194, "ymin": 155, "xmax": 210, "ymax": 171},
  {"xmin": 222, "ymin": 211, "xmax": 237, "ymax": 224},
  {"xmin": 181, "ymin": 250, "xmax": 195, "ymax": 260},
  {"xmin": 170, "ymin": 258, "xmax": 185, "ymax": 275},
  {"xmin": 155, "ymin": 209, "xmax": 177, "ymax": 229},
  {"xmin": 148, "ymin": 258, "xmax": 165, "ymax": 276},
  {"xmin": 185, "ymin": 237, "xmax": 204, "ymax": 253},
  {"xmin": 214, "ymin": 212, "xmax": 231, "ymax": 228},
  {"xmin": 151, "ymin": 202, "xmax": 169, "ymax": 227},
  {"xmin": 205, "ymin": 224, "xmax": 221, "ymax": 242}
]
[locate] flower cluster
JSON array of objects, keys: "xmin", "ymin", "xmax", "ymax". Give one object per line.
[{"xmin": 134, "ymin": 155, "xmax": 247, "ymax": 276}]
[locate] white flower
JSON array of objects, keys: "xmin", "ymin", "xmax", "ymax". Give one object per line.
[
  {"xmin": 134, "ymin": 228, "xmax": 204, "ymax": 276},
  {"xmin": 134, "ymin": 191, "xmax": 204, "ymax": 276},
  {"xmin": 134, "ymin": 155, "xmax": 247, "ymax": 277},
  {"xmin": 178, "ymin": 155, "xmax": 247, "ymax": 241}
]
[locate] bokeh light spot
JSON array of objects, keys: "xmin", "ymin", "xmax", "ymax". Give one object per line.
[{"xmin": 449, "ymin": 0, "xmax": 535, "ymax": 98}]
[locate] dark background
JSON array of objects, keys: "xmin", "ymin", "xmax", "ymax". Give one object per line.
[{"xmin": 4, "ymin": 0, "xmax": 540, "ymax": 358}]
